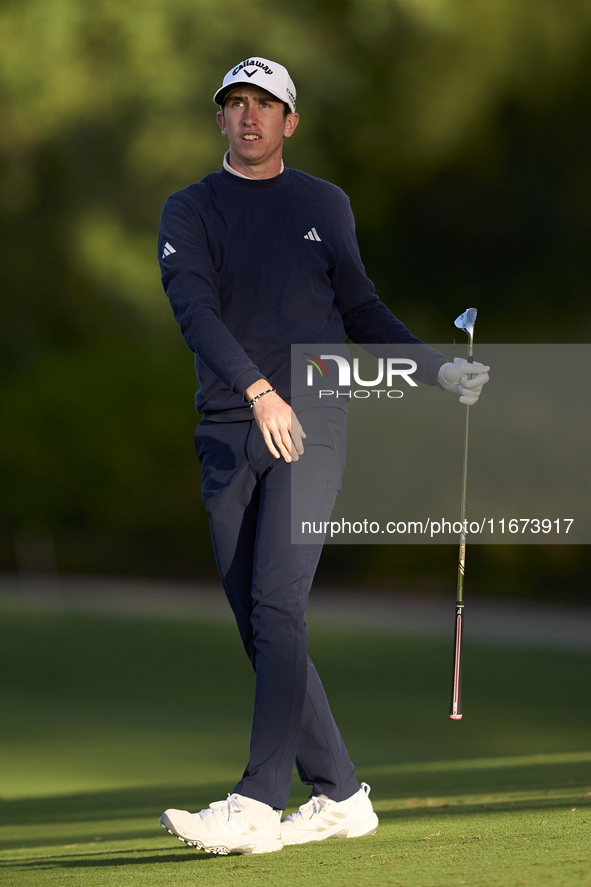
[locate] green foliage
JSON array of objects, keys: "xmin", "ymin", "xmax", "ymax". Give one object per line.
[
  {"xmin": 0, "ymin": 341, "xmax": 215, "ymax": 577},
  {"xmin": 1, "ymin": 0, "xmax": 590, "ymax": 581}
]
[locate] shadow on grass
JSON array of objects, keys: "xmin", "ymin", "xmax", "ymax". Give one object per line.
[
  {"xmin": 2, "ymin": 754, "xmax": 589, "ymax": 850},
  {"xmin": 5, "ymin": 794, "xmax": 591, "ymax": 874},
  {"xmin": 4, "ymin": 756, "xmax": 589, "ymax": 834},
  {"xmin": 0, "ymin": 781, "xmax": 231, "ymax": 829},
  {"xmin": 0, "ymin": 830, "xmax": 161, "ymax": 852},
  {"xmin": 376, "ymin": 797, "xmax": 591, "ymax": 822},
  {"xmin": 1, "ymin": 850, "xmax": 217, "ymax": 871},
  {"xmin": 368, "ymin": 756, "xmax": 591, "ymax": 801}
]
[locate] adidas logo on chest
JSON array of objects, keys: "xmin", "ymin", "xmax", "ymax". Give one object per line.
[{"xmin": 304, "ymin": 227, "xmax": 322, "ymax": 242}]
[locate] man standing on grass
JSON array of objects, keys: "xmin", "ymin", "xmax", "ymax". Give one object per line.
[{"xmin": 157, "ymin": 56, "xmax": 489, "ymax": 856}]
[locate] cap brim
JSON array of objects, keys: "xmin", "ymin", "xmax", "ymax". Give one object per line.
[{"xmin": 213, "ymin": 82, "xmax": 294, "ymax": 112}]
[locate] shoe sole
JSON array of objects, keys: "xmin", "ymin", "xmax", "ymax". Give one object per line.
[
  {"xmin": 160, "ymin": 815, "xmax": 283, "ymax": 855},
  {"xmin": 160, "ymin": 814, "xmax": 208, "ymax": 851},
  {"xmin": 208, "ymin": 840, "xmax": 283, "ymax": 855},
  {"xmin": 282, "ymin": 814, "xmax": 379, "ymax": 845}
]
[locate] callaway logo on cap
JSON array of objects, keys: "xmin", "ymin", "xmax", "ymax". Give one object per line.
[{"xmin": 213, "ymin": 57, "xmax": 297, "ymax": 113}]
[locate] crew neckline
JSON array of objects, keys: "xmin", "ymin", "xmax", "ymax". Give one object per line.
[
  {"xmin": 219, "ymin": 165, "xmax": 290, "ymax": 190},
  {"xmin": 223, "ymin": 151, "xmax": 284, "ymax": 179}
]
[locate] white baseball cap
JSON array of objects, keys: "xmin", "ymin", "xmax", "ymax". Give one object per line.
[{"xmin": 213, "ymin": 57, "xmax": 297, "ymax": 113}]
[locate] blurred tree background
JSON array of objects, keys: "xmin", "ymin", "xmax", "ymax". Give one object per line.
[{"xmin": 1, "ymin": 0, "xmax": 590, "ymax": 598}]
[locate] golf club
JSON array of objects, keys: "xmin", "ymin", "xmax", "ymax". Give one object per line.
[{"xmin": 449, "ymin": 307, "xmax": 477, "ymax": 720}]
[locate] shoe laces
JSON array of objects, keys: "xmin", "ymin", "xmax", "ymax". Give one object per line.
[
  {"xmin": 208, "ymin": 794, "xmax": 244, "ymax": 824},
  {"xmin": 297, "ymin": 795, "xmax": 329, "ymax": 821}
]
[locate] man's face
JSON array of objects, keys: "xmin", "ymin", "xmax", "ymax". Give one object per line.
[{"xmin": 217, "ymin": 86, "xmax": 299, "ymax": 176}]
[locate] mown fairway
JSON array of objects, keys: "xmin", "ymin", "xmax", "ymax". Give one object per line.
[{"xmin": 1, "ymin": 602, "xmax": 590, "ymax": 886}]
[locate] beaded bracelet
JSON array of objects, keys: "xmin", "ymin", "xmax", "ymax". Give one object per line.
[{"xmin": 248, "ymin": 387, "xmax": 276, "ymax": 408}]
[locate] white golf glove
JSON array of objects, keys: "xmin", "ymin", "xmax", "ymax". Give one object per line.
[{"xmin": 438, "ymin": 358, "xmax": 490, "ymax": 405}]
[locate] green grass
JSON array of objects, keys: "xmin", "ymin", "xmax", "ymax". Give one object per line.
[{"xmin": 0, "ymin": 605, "xmax": 590, "ymax": 886}]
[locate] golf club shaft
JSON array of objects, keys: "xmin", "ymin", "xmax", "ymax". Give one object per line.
[{"xmin": 449, "ymin": 337, "xmax": 474, "ymax": 720}]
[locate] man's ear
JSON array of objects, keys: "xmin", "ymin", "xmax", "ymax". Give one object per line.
[
  {"xmin": 284, "ymin": 112, "xmax": 299, "ymax": 139},
  {"xmin": 217, "ymin": 109, "xmax": 226, "ymax": 135}
]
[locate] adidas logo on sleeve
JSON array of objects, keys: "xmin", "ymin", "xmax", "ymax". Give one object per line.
[
  {"xmin": 162, "ymin": 241, "xmax": 176, "ymax": 258},
  {"xmin": 304, "ymin": 227, "xmax": 321, "ymax": 242}
]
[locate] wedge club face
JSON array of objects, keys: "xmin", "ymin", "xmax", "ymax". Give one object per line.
[{"xmin": 455, "ymin": 307, "xmax": 477, "ymax": 357}]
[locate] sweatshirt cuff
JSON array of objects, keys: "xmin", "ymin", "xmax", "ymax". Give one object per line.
[
  {"xmin": 234, "ymin": 367, "xmax": 266, "ymax": 401},
  {"xmin": 431, "ymin": 354, "xmax": 449, "ymax": 387}
]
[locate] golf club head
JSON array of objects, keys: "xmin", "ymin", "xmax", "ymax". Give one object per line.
[{"xmin": 454, "ymin": 308, "xmax": 477, "ymax": 339}]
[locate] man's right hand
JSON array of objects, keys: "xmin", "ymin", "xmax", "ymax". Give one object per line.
[
  {"xmin": 438, "ymin": 359, "xmax": 490, "ymax": 405},
  {"xmin": 245, "ymin": 381, "xmax": 306, "ymax": 463}
]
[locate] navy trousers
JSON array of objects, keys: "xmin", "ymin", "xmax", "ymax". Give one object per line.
[{"xmin": 194, "ymin": 406, "xmax": 358, "ymax": 811}]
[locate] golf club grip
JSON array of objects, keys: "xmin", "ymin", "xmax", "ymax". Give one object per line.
[{"xmin": 449, "ymin": 601, "xmax": 464, "ymax": 720}]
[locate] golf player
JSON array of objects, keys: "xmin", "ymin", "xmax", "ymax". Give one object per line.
[{"xmin": 157, "ymin": 57, "xmax": 489, "ymax": 855}]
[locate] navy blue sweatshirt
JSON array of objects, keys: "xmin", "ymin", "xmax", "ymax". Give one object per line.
[{"xmin": 158, "ymin": 166, "xmax": 446, "ymax": 414}]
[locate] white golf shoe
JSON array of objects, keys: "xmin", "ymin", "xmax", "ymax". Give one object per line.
[
  {"xmin": 281, "ymin": 782, "xmax": 379, "ymax": 845},
  {"xmin": 160, "ymin": 793, "xmax": 283, "ymax": 855}
]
